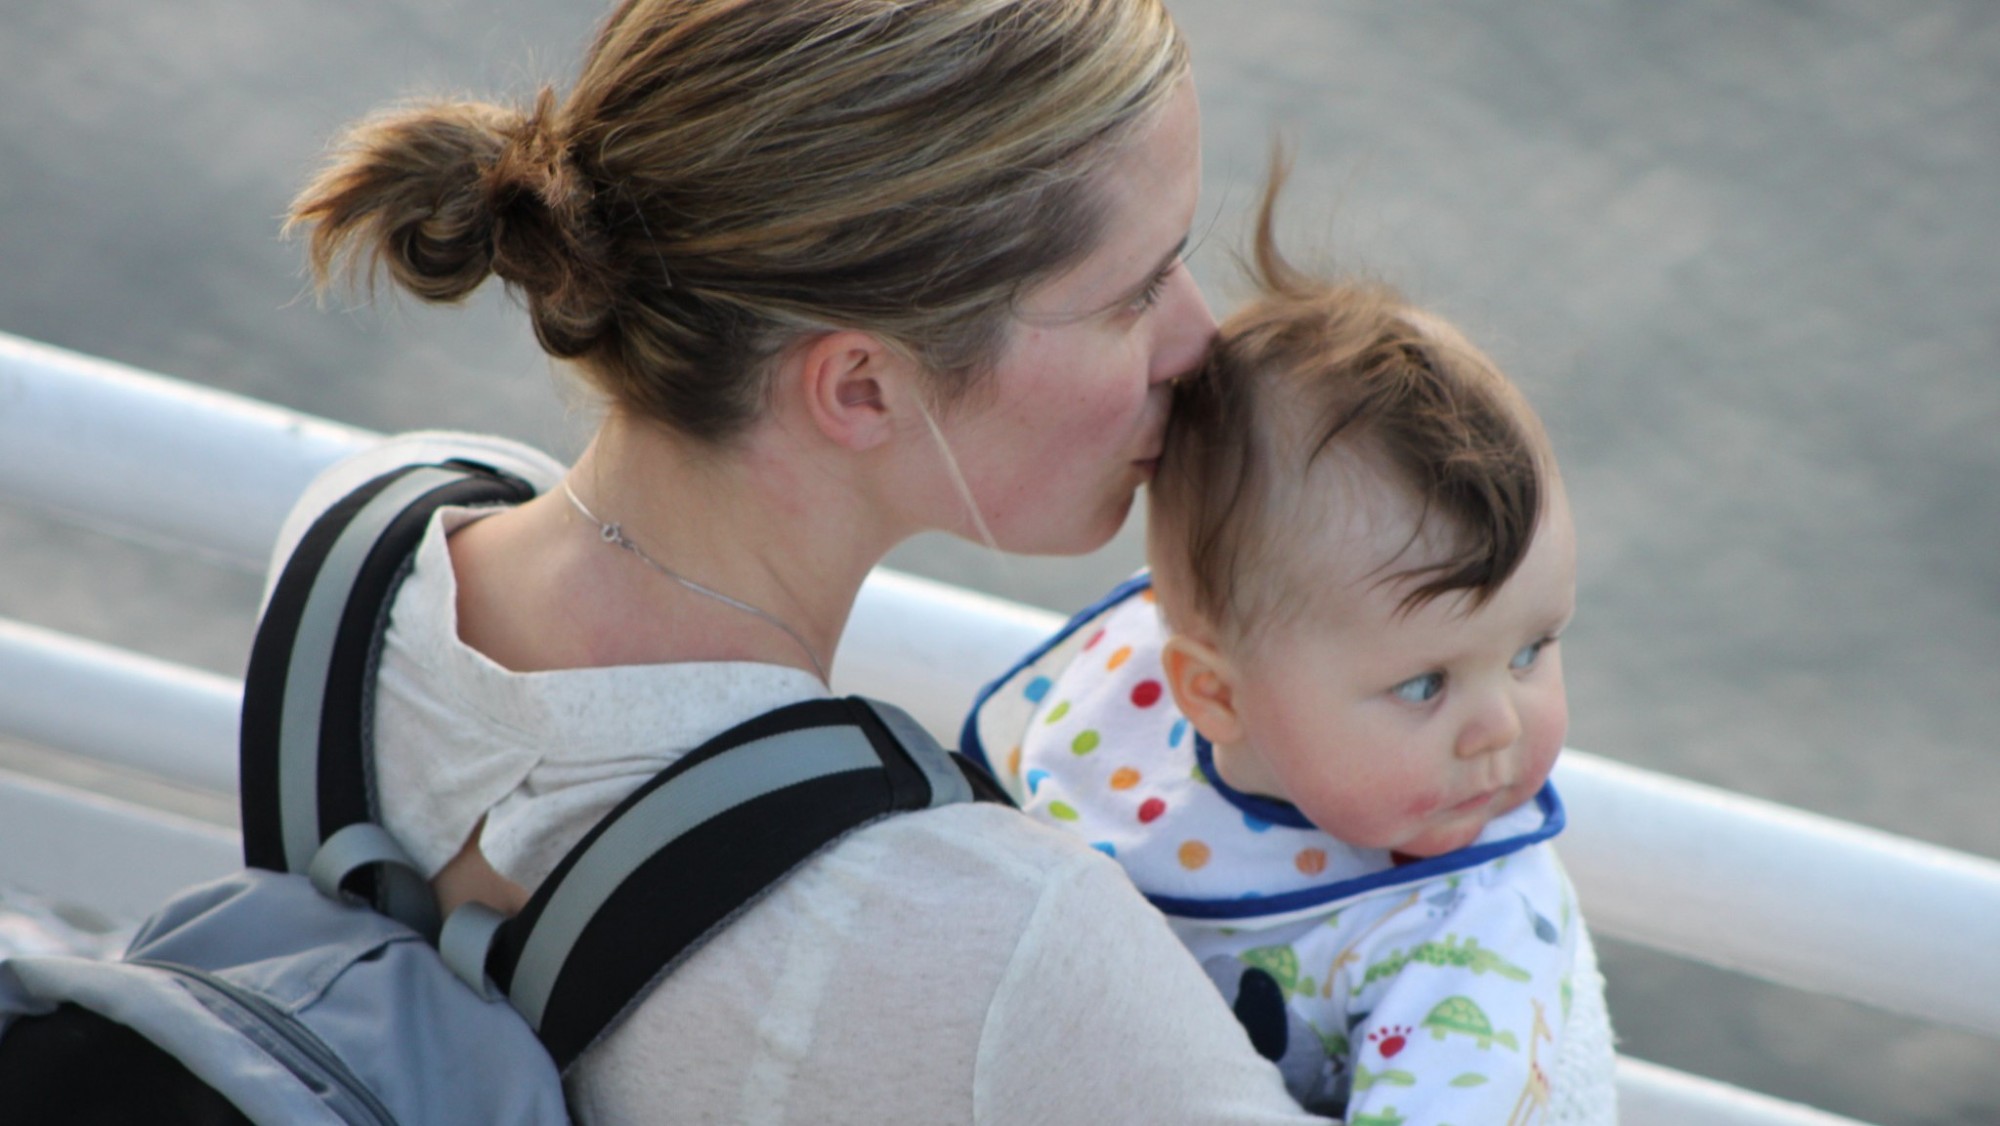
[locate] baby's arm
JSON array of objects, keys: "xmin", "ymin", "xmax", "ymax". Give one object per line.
[{"xmin": 1330, "ymin": 849, "xmax": 1577, "ymax": 1125}]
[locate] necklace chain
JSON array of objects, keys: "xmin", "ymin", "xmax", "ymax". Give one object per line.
[{"xmin": 560, "ymin": 480, "xmax": 830, "ymax": 684}]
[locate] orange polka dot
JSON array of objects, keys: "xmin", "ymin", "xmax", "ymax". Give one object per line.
[
  {"xmin": 1106, "ymin": 645, "xmax": 1133, "ymax": 672},
  {"xmin": 1295, "ymin": 849, "xmax": 1328, "ymax": 876},
  {"xmin": 1177, "ymin": 840, "xmax": 1211, "ymax": 870},
  {"xmin": 1109, "ymin": 767, "xmax": 1142, "ymax": 791},
  {"xmin": 1007, "ymin": 746, "xmax": 1022, "ymax": 778},
  {"xmin": 1140, "ymin": 588, "xmax": 1157, "ymax": 603}
]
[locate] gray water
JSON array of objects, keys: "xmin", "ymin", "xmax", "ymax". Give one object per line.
[{"xmin": 2, "ymin": 3, "xmax": 1995, "ymax": 1121}]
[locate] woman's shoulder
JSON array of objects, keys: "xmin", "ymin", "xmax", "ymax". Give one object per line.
[
  {"xmin": 851, "ymin": 799, "xmax": 1133, "ymax": 902},
  {"xmin": 774, "ymin": 799, "xmax": 1192, "ymax": 959},
  {"xmin": 263, "ymin": 430, "xmax": 565, "ymax": 605}
]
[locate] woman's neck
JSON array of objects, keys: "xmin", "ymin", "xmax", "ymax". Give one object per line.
[{"xmin": 450, "ymin": 412, "xmax": 900, "ymax": 682}]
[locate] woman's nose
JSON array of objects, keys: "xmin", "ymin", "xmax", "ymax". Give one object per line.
[{"xmin": 1149, "ymin": 265, "xmax": 1217, "ymax": 386}]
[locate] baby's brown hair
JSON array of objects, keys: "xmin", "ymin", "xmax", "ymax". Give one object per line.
[{"xmin": 1149, "ymin": 164, "xmax": 1550, "ymax": 643}]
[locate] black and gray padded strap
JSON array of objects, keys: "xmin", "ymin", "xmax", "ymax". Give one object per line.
[
  {"xmin": 442, "ymin": 693, "xmax": 1003, "ymax": 1072},
  {"xmin": 239, "ymin": 454, "xmax": 1010, "ymax": 1069},
  {"xmin": 238, "ymin": 459, "xmax": 537, "ymax": 936}
]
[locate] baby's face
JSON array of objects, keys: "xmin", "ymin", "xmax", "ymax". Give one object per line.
[{"xmin": 1215, "ymin": 484, "xmax": 1577, "ymax": 858}]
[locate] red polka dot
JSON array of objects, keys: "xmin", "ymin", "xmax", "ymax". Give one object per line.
[
  {"xmin": 1129, "ymin": 679, "xmax": 1163, "ymax": 708},
  {"xmin": 1083, "ymin": 628, "xmax": 1106, "ymax": 651},
  {"xmin": 1138, "ymin": 797, "xmax": 1167, "ymax": 824}
]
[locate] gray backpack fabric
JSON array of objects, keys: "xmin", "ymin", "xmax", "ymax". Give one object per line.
[
  {"xmin": 0, "ymin": 871, "xmax": 566, "ymax": 1124},
  {"xmin": 0, "ymin": 457, "xmax": 1007, "ymax": 1124}
]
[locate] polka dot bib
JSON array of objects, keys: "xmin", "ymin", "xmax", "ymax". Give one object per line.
[{"xmin": 964, "ymin": 576, "xmax": 1563, "ymax": 923}]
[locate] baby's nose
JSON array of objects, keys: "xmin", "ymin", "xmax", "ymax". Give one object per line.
[{"xmin": 1455, "ymin": 693, "xmax": 1523, "ymax": 760}]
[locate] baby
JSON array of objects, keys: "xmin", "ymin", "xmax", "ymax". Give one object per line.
[{"xmin": 965, "ymin": 190, "xmax": 1616, "ymax": 1123}]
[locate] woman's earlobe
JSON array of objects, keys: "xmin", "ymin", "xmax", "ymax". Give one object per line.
[{"xmin": 1162, "ymin": 633, "xmax": 1244, "ymax": 746}]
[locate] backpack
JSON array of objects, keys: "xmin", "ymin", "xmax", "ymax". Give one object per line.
[{"xmin": 0, "ymin": 456, "xmax": 1006, "ymax": 1124}]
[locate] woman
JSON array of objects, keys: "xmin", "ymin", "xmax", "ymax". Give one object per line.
[{"xmin": 281, "ymin": 0, "xmax": 1329, "ymax": 1121}]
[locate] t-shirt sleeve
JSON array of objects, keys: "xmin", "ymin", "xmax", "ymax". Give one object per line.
[{"xmin": 974, "ymin": 849, "xmax": 1333, "ymax": 1125}]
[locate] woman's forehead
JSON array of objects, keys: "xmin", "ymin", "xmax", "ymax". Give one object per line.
[{"xmin": 1017, "ymin": 79, "xmax": 1203, "ymax": 322}]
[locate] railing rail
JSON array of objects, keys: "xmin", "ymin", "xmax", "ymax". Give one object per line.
[{"xmin": 6, "ymin": 329, "xmax": 1992, "ymax": 1125}]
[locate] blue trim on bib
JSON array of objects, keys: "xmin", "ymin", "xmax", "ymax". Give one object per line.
[
  {"xmin": 1145, "ymin": 782, "xmax": 1566, "ymax": 920},
  {"xmin": 959, "ymin": 573, "xmax": 1155, "ymax": 774},
  {"xmin": 1193, "ymin": 735, "xmax": 1317, "ymax": 830}
]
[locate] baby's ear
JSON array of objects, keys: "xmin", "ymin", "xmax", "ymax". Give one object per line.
[{"xmin": 1161, "ymin": 633, "xmax": 1244, "ymax": 746}]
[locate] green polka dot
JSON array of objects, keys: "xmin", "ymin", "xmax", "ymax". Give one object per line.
[
  {"xmin": 1043, "ymin": 701, "xmax": 1071, "ymax": 724},
  {"xmin": 1071, "ymin": 729, "xmax": 1101, "ymax": 755},
  {"xmin": 1047, "ymin": 801, "xmax": 1080, "ymax": 821}
]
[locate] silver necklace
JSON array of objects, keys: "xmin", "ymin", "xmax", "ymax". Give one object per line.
[{"xmin": 561, "ymin": 480, "xmax": 830, "ymax": 684}]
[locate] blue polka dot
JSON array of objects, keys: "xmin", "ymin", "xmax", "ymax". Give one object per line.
[
  {"xmin": 1242, "ymin": 813, "xmax": 1273, "ymax": 833},
  {"xmin": 1025, "ymin": 769, "xmax": 1051, "ymax": 795},
  {"xmin": 1168, "ymin": 718, "xmax": 1189, "ymax": 748},
  {"xmin": 1091, "ymin": 842, "xmax": 1118, "ymax": 858},
  {"xmin": 1023, "ymin": 676, "xmax": 1053, "ymax": 702}
]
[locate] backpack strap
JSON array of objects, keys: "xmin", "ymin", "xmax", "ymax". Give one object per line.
[
  {"xmin": 441, "ymin": 693, "xmax": 1006, "ymax": 1072},
  {"xmin": 238, "ymin": 458, "xmax": 537, "ymax": 936},
  {"xmin": 241, "ymin": 451, "xmax": 1011, "ymax": 1071}
]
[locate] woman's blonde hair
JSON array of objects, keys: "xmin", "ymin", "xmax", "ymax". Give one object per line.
[{"xmin": 290, "ymin": 0, "xmax": 1188, "ymax": 439}]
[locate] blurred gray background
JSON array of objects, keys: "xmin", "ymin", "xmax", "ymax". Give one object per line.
[{"xmin": 1, "ymin": 2, "xmax": 1994, "ymax": 1121}]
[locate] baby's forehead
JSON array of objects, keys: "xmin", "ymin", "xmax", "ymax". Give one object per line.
[
  {"xmin": 1275, "ymin": 441, "xmax": 1443, "ymax": 579},
  {"xmin": 1251, "ymin": 461, "xmax": 1552, "ymax": 630},
  {"xmin": 1166, "ymin": 466, "xmax": 1421, "ymax": 643}
]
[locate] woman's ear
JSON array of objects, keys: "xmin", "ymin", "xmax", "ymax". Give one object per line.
[
  {"xmin": 792, "ymin": 330, "xmax": 919, "ymax": 451},
  {"xmin": 1161, "ymin": 632, "xmax": 1244, "ymax": 747}
]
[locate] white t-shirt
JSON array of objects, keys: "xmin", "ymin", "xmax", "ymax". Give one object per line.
[{"xmin": 267, "ymin": 433, "xmax": 1330, "ymax": 1125}]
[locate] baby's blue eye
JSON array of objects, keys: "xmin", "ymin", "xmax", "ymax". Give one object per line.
[
  {"xmin": 1392, "ymin": 672, "xmax": 1445, "ymax": 704},
  {"xmin": 1510, "ymin": 640, "xmax": 1549, "ymax": 670}
]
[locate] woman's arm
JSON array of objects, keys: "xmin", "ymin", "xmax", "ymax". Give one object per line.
[{"xmin": 976, "ymin": 849, "xmax": 1333, "ymax": 1124}]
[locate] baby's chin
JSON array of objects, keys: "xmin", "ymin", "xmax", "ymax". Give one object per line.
[
  {"xmin": 1390, "ymin": 785, "xmax": 1545, "ymax": 858},
  {"xmin": 1390, "ymin": 818, "xmax": 1492, "ymax": 861}
]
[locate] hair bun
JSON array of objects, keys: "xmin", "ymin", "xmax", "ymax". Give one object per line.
[
  {"xmin": 291, "ymin": 90, "xmax": 614, "ymax": 343},
  {"xmin": 486, "ymin": 89, "xmax": 617, "ymax": 355}
]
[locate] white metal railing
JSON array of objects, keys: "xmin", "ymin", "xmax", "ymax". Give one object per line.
[{"xmin": 6, "ymin": 330, "xmax": 1996, "ymax": 1125}]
